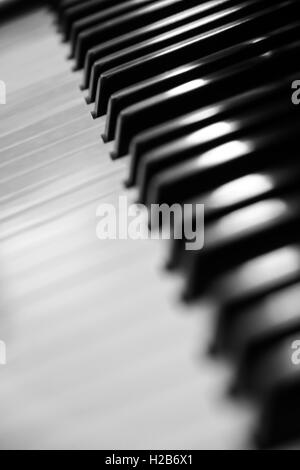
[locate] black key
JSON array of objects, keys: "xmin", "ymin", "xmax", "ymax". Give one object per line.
[
  {"xmin": 62, "ymin": 0, "xmax": 129, "ymax": 41},
  {"xmin": 212, "ymin": 246, "xmax": 300, "ymax": 355},
  {"xmin": 60, "ymin": 0, "xmax": 90, "ymax": 8},
  {"xmin": 95, "ymin": 1, "xmax": 298, "ymax": 119},
  {"xmin": 251, "ymin": 332, "xmax": 300, "ymax": 447},
  {"xmin": 70, "ymin": 0, "xmax": 155, "ymax": 61},
  {"xmin": 138, "ymin": 101, "xmax": 296, "ymax": 205},
  {"xmin": 58, "ymin": 0, "xmax": 90, "ymax": 13},
  {"xmin": 0, "ymin": 0, "xmax": 39, "ymax": 21},
  {"xmin": 215, "ymin": 245, "xmax": 300, "ymax": 316},
  {"xmin": 74, "ymin": 0, "xmax": 203, "ymax": 69},
  {"xmin": 184, "ymin": 176, "xmax": 300, "ymax": 299},
  {"xmin": 221, "ymin": 284, "xmax": 300, "ymax": 368},
  {"xmin": 90, "ymin": 0, "xmax": 272, "ymax": 108},
  {"xmin": 84, "ymin": 0, "xmax": 240, "ymax": 94},
  {"xmin": 102, "ymin": 22, "xmax": 299, "ymax": 136},
  {"xmin": 126, "ymin": 77, "xmax": 296, "ymax": 188},
  {"xmin": 112, "ymin": 41, "xmax": 300, "ymax": 158},
  {"xmin": 58, "ymin": 0, "xmax": 96, "ymax": 25},
  {"xmin": 231, "ymin": 326, "xmax": 300, "ymax": 446},
  {"xmin": 168, "ymin": 162, "xmax": 300, "ymax": 272}
]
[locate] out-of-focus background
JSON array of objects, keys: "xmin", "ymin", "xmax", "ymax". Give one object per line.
[{"xmin": 0, "ymin": 3, "xmax": 252, "ymax": 450}]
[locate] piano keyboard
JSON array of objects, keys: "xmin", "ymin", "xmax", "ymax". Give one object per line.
[{"xmin": 0, "ymin": 0, "xmax": 299, "ymax": 449}]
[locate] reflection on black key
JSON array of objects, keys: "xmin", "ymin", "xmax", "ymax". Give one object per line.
[
  {"xmin": 62, "ymin": 0, "xmax": 129, "ymax": 41},
  {"xmin": 56, "ymin": 0, "xmax": 300, "ymax": 450},
  {"xmin": 138, "ymin": 101, "xmax": 296, "ymax": 205},
  {"xmin": 126, "ymin": 77, "xmax": 296, "ymax": 187},
  {"xmin": 83, "ymin": 0, "xmax": 242, "ymax": 93},
  {"xmin": 103, "ymin": 21, "xmax": 300, "ymax": 128},
  {"xmin": 112, "ymin": 41, "xmax": 300, "ymax": 158},
  {"xmin": 184, "ymin": 188, "xmax": 300, "ymax": 300},
  {"xmin": 91, "ymin": 0, "xmax": 279, "ymax": 109},
  {"xmin": 233, "ymin": 329, "xmax": 300, "ymax": 446},
  {"xmin": 70, "ymin": 0, "xmax": 155, "ymax": 60},
  {"xmin": 96, "ymin": 1, "xmax": 299, "ymax": 118},
  {"xmin": 227, "ymin": 284, "xmax": 300, "ymax": 363},
  {"xmin": 168, "ymin": 162, "xmax": 300, "ymax": 272},
  {"xmin": 212, "ymin": 246, "xmax": 300, "ymax": 354},
  {"xmin": 102, "ymin": 22, "xmax": 300, "ymax": 135},
  {"xmin": 253, "ymin": 333, "xmax": 300, "ymax": 447},
  {"xmin": 74, "ymin": 0, "xmax": 203, "ymax": 69},
  {"xmin": 58, "ymin": 0, "xmax": 91, "ymax": 23}
]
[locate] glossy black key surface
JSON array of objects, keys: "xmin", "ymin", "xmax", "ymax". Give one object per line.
[
  {"xmin": 137, "ymin": 101, "xmax": 297, "ymax": 205},
  {"xmin": 74, "ymin": 0, "xmax": 204, "ymax": 69},
  {"xmin": 168, "ymin": 162, "xmax": 300, "ymax": 272},
  {"xmin": 84, "ymin": 0, "xmax": 240, "ymax": 95},
  {"xmin": 55, "ymin": 0, "xmax": 300, "ymax": 450},
  {"xmin": 90, "ymin": 0, "xmax": 274, "ymax": 108},
  {"xmin": 62, "ymin": 0, "xmax": 129, "ymax": 41},
  {"xmin": 112, "ymin": 40, "xmax": 300, "ymax": 158},
  {"xmin": 126, "ymin": 77, "xmax": 296, "ymax": 188},
  {"xmin": 252, "ymin": 333, "xmax": 300, "ymax": 447},
  {"xmin": 102, "ymin": 22, "xmax": 300, "ymax": 137},
  {"xmin": 0, "ymin": 0, "xmax": 40, "ymax": 20},
  {"xmin": 215, "ymin": 245, "xmax": 300, "ymax": 317},
  {"xmin": 94, "ymin": 1, "xmax": 299, "ymax": 118},
  {"xmin": 211, "ymin": 247, "xmax": 300, "ymax": 356},
  {"xmin": 183, "ymin": 172, "xmax": 300, "ymax": 299},
  {"xmin": 82, "ymin": 1, "xmax": 213, "ymax": 91},
  {"xmin": 221, "ymin": 284, "xmax": 300, "ymax": 365},
  {"xmin": 71, "ymin": 0, "xmax": 155, "ymax": 62},
  {"xmin": 58, "ymin": 0, "xmax": 112, "ymax": 27}
]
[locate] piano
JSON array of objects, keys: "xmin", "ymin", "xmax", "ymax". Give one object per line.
[{"xmin": 0, "ymin": 0, "xmax": 300, "ymax": 450}]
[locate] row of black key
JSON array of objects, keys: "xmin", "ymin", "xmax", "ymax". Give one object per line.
[{"xmin": 54, "ymin": 0, "xmax": 300, "ymax": 448}]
